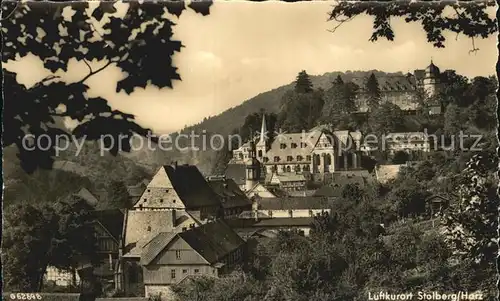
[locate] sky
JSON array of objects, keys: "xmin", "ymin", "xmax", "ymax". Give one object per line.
[{"xmin": 5, "ymin": 1, "xmax": 497, "ymax": 134}]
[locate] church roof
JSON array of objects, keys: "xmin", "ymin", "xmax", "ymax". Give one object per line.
[{"xmin": 265, "ymin": 130, "xmax": 324, "ymax": 161}]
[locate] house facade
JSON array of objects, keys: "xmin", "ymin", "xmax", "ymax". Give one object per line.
[{"xmin": 140, "ymin": 220, "xmax": 245, "ymax": 300}]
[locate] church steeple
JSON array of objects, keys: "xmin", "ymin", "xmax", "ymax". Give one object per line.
[
  {"xmin": 256, "ymin": 114, "xmax": 267, "ymax": 159},
  {"xmin": 259, "ymin": 114, "xmax": 267, "ymax": 145}
]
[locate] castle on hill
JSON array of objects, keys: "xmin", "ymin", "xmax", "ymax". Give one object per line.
[{"xmin": 354, "ymin": 60, "xmax": 442, "ymax": 112}]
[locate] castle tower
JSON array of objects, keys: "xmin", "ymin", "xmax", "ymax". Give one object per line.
[
  {"xmin": 256, "ymin": 114, "xmax": 267, "ymax": 160},
  {"xmin": 245, "ymin": 141, "xmax": 260, "ymax": 192},
  {"xmin": 423, "ymin": 59, "xmax": 441, "ymax": 98}
]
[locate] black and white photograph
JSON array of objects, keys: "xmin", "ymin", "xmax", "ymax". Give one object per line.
[{"xmin": 1, "ymin": 1, "xmax": 498, "ymax": 301}]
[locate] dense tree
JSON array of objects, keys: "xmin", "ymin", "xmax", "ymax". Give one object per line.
[
  {"xmin": 2, "ymin": 197, "xmax": 97, "ymax": 292},
  {"xmin": 364, "ymin": 73, "xmax": 381, "ymax": 110},
  {"xmin": 278, "ymin": 90, "xmax": 324, "ymax": 132},
  {"xmin": 328, "ymin": 1, "xmax": 497, "ymax": 50},
  {"xmin": 294, "ymin": 70, "xmax": 314, "ymax": 94},
  {"xmin": 387, "ymin": 178, "xmax": 431, "ymax": 219},
  {"xmin": 392, "ymin": 150, "xmax": 409, "ymax": 164},
  {"xmin": 2, "ymin": 1, "xmax": 212, "ymax": 173},
  {"xmin": 321, "ymin": 79, "xmax": 358, "ymax": 127},
  {"xmin": 368, "ymin": 102, "xmax": 405, "ymax": 135},
  {"xmin": 106, "ymin": 180, "xmax": 130, "ymax": 209},
  {"xmin": 441, "ymin": 152, "xmax": 498, "ymax": 264}
]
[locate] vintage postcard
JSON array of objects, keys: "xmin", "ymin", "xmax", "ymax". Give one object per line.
[{"xmin": 2, "ymin": 1, "xmax": 498, "ymax": 301}]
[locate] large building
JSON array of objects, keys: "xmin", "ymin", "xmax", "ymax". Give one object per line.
[
  {"xmin": 353, "ymin": 60, "xmax": 442, "ymax": 112},
  {"xmin": 230, "ymin": 116, "xmax": 365, "ymax": 189}
]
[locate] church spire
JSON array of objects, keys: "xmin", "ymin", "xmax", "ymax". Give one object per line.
[{"xmin": 259, "ymin": 114, "xmax": 267, "ymax": 144}]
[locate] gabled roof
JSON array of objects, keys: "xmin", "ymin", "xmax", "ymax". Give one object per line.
[
  {"xmin": 265, "ymin": 131, "xmax": 323, "ymax": 160},
  {"xmin": 224, "ymin": 164, "xmax": 246, "ymax": 186},
  {"xmin": 141, "ymin": 220, "xmax": 245, "ymax": 266},
  {"xmin": 140, "ymin": 232, "xmax": 177, "ymax": 265},
  {"xmin": 138, "ymin": 165, "xmax": 221, "ymax": 209},
  {"xmin": 207, "ymin": 178, "xmax": 252, "ymax": 209},
  {"xmin": 92, "ymin": 209, "xmax": 124, "ymax": 241}
]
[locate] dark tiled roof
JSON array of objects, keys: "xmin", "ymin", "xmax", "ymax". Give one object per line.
[
  {"xmin": 225, "ymin": 164, "xmax": 246, "ymax": 186},
  {"xmin": 207, "ymin": 178, "xmax": 252, "ymax": 209},
  {"xmin": 92, "ymin": 209, "xmax": 124, "ymax": 240},
  {"xmin": 179, "ymin": 220, "xmax": 245, "ymax": 264},
  {"xmin": 3, "ymin": 294, "xmax": 81, "ymax": 301},
  {"xmin": 140, "ymin": 220, "xmax": 245, "ymax": 266},
  {"xmin": 227, "ymin": 217, "xmax": 315, "ymax": 228},
  {"xmin": 164, "ymin": 165, "xmax": 221, "ymax": 208},
  {"xmin": 257, "ymin": 197, "xmax": 333, "ymax": 210},
  {"xmin": 140, "ymin": 232, "xmax": 177, "ymax": 265},
  {"xmin": 350, "ymin": 75, "xmax": 417, "ymax": 93}
]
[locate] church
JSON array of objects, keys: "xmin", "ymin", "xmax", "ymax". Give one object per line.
[{"xmin": 230, "ymin": 115, "xmax": 365, "ymax": 191}]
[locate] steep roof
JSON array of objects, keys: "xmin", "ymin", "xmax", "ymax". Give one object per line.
[
  {"xmin": 139, "ymin": 165, "xmax": 221, "ymax": 209},
  {"xmin": 141, "ymin": 220, "xmax": 245, "ymax": 266},
  {"xmin": 123, "ymin": 210, "xmax": 176, "ymax": 257},
  {"xmin": 265, "ymin": 131, "xmax": 324, "ymax": 161},
  {"xmin": 92, "ymin": 209, "xmax": 124, "ymax": 240},
  {"xmin": 224, "ymin": 163, "xmax": 246, "ymax": 186},
  {"xmin": 207, "ymin": 178, "xmax": 252, "ymax": 209}
]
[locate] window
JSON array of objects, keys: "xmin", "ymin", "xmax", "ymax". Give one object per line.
[
  {"xmin": 297, "ymin": 155, "xmax": 303, "ymax": 161},
  {"xmin": 173, "ymin": 199, "xmax": 176, "ymax": 203},
  {"xmin": 147, "ymin": 189, "xmax": 151, "ymax": 192},
  {"xmin": 147, "ymin": 226, "xmax": 151, "ymax": 232},
  {"xmin": 289, "ymin": 210, "xmax": 293, "ymax": 218},
  {"xmin": 306, "ymin": 155, "xmax": 311, "ymax": 161},
  {"xmin": 296, "ymin": 165, "xmax": 301, "ymax": 172},
  {"xmin": 280, "ymin": 143, "xmax": 287, "ymax": 149},
  {"xmin": 268, "ymin": 210, "xmax": 273, "ymax": 217},
  {"xmin": 171, "ymin": 269, "xmax": 176, "ymax": 279},
  {"xmin": 263, "ymin": 157, "xmax": 269, "ymax": 163},
  {"xmin": 282, "ymin": 166, "xmax": 286, "ymax": 172},
  {"xmin": 287, "ymin": 156, "xmax": 293, "ymax": 162},
  {"xmin": 143, "ymin": 198, "xmax": 147, "ymax": 202},
  {"xmin": 258, "ymin": 150, "xmax": 263, "ymax": 157},
  {"xmin": 309, "ymin": 210, "xmax": 314, "ymax": 217},
  {"xmin": 160, "ymin": 199, "xmax": 163, "ymax": 203},
  {"xmin": 182, "ymin": 227, "xmax": 187, "ymax": 232},
  {"xmin": 175, "ymin": 250, "xmax": 181, "ymax": 260},
  {"xmin": 182, "ymin": 269, "xmax": 188, "ymax": 274},
  {"xmin": 274, "ymin": 156, "xmax": 280, "ymax": 162},
  {"xmin": 194, "ymin": 269, "xmax": 200, "ymax": 274},
  {"xmin": 291, "ymin": 143, "xmax": 297, "ymax": 149},
  {"xmin": 286, "ymin": 166, "xmax": 291, "ymax": 172}
]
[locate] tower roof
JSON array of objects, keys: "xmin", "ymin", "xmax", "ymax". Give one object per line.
[
  {"xmin": 258, "ymin": 114, "xmax": 267, "ymax": 145},
  {"xmin": 425, "ymin": 60, "xmax": 440, "ymax": 76}
]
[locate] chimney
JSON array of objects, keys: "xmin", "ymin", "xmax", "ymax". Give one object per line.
[{"xmin": 171, "ymin": 209, "xmax": 177, "ymax": 227}]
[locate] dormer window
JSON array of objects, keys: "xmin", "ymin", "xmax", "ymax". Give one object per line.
[
  {"xmin": 280, "ymin": 143, "xmax": 287, "ymax": 149},
  {"xmin": 291, "ymin": 143, "xmax": 297, "ymax": 149}
]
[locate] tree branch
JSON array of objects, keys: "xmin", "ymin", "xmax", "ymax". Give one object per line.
[
  {"xmin": 327, "ymin": 16, "xmax": 356, "ymax": 34},
  {"xmin": 0, "ymin": 1, "xmax": 20, "ymax": 22},
  {"xmin": 77, "ymin": 59, "xmax": 118, "ymax": 84},
  {"xmin": 83, "ymin": 59, "xmax": 93, "ymax": 74}
]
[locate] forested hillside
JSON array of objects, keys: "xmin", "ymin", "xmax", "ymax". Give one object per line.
[{"xmin": 181, "ymin": 70, "xmax": 405, "ymax": 137}]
